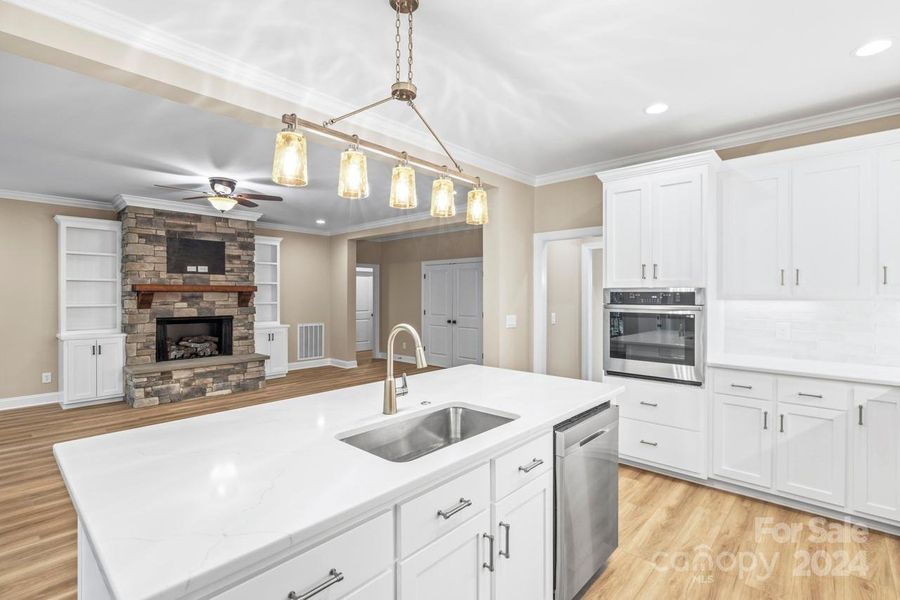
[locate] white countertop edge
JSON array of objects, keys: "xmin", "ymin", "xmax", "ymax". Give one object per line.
[
  {"xmin": 708, "ymin": 355, "xmax": 900, "ymax": 387},
  {"xmin": 55, "ymin": 381, "xmax": 624, "ymax": 600}
]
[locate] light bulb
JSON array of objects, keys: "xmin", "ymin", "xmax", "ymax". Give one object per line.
[
  {"xmin": 466, "ymin": 187, "xmax": 489, "ymax": 225},
  {"xmin": 338, "ymin": 144, "xmax": 369, "ymax": 199},
  {"xmin": 430, "ymin": 176, "xmax": 456, "ymax": 218},
  {"xmin": 389, "ymin": 162, "xmax": 417, "ymax": 209},
  {"xmin": 272, "ymin": 128, "xmax": 308, "ymax": 187}
]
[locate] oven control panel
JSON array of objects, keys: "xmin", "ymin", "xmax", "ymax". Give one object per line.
[{"xmin": 607, "ymin": 289, "xmax": 702, "ymax": 306}]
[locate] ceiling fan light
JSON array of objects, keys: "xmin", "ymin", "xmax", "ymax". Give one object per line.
[
  {"xmin": 207, "ymin": 196, "xmax": 238, "ymax": 212},
  {"xmin": 430, "ymin": 176, "xmax": 456, "ymax": 218},
  {"xmin": 272, "ymin": 129, "xmax": 308, "ymax": 187},
  {"xmin": 466, "ymin": 187, "xmax": 489, "ymax": 225},
  {"xmin": 337, "ymin": 147, "xmax": 369, "ymax": 199},
  {"xmin": 389, "ymin": 163, "xmax": 417, "ymax": 209}
]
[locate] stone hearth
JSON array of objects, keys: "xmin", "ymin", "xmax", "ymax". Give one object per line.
[{"xmin": 120, "ymin": 206, "xmax": 266, "ymax": 407}]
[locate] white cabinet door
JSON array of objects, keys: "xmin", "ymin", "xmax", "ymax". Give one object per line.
[
  {"xmin": 268, "ymin": 328, "xmax": 288, "ymax": 376},
  {"xmin": 355, "ymin": 270, "xmax": 375, "ymax": 351},
  {"xmin": 453, "ymin": 262, "xmax": 483, "ymax": 366},
  {"xmin": 422, "ymin": 264, "xmax": 454, "ymax": 368},
  {"xmin": 775, "ymin": 404, "xmax": 847, "ymax": 506},
  {"xmin": 649, "ymin": 169, "xmax": 704, "ymax": 286},
  {"xmin": 65, "ymin": 339, "xmax": 97, "ymax": 404},
  {"xmin": 254, "ymin": 329, "xmax": 272, "ymax": 375},
  {"xmin": 95, "ymin": 336, "xmax": 124, "ymax": 398},
  {"xmin": 852, "ymin": 386, "xmax": 900, "ymax": 522},
  {"xmin": 877, "ymin": 145, "xmax": 900, "ymax": 296},
  {"xmin": 791, "ymin": 153, "xmax": 874, "ymax": 298},
  {"xmin": 720, "ymin": 167, "xmax": 792, "ymax": 298},
  {"xmin": 712, "ymin": 394, "xmax": 774, "ymax": 488},
  {"xmin": 494, "ymin": 472, "xmax": 553, "ymax": 600},
  {"xmin": 604, "ymin": 179, "xmax": 650, "ymax": 287},
  {"xmin": 399, "ymin": 510, "xmax": 491, "ymax": 600}
]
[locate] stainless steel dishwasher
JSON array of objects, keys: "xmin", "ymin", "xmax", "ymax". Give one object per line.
[{"xmin": 554, "ymin": 402, "xmax": 619, "ymax": 600}]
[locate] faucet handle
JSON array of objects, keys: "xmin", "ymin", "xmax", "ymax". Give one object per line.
[{"xmin": 396, "ymin": 372, "xmax": 409, "ymax": 396}]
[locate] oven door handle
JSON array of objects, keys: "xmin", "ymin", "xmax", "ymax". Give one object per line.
[{"xmin": 604, "ymin": 306, "xmax": 703, "ymax": 314}]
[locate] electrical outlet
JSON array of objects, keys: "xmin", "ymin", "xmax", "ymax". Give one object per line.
[
  {"xmin": 41, "ymin": 372, "xmax": 52, "ymax": 384},
  {"xmin": 402, "ymin": 341, "xmax": 407, "ymax": 350},
  {"xmin": 505, "ymin": 314, "xmax": 517, "ymax": 329},
  {"xmin": 775, "ymin": 322, "xmax": 792, "ymax": 341}
]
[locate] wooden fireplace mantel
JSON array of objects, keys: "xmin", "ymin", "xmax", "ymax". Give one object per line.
[{"xmin": 132, "ymin": 284, "xmax": 257, "ymax": 309}]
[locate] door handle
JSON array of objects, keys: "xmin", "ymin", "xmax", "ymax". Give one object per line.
[
  {"xmin": 482, "ymin": 533, "xmax": 495, "ymax": 572},
  {"xmin": 653, "ymin": 264, "xmax": 659, "ymax": 279},
  {"xmin": 91, "ymin": 345, "xmax": 96, "ymax": 356},
  {"xmin": 518, "ymin": 458, "xmax": 544, "ymax": 472},
  {"xmin": 437, "ymin": 497, "xmax": 472, "ymax": 520},
  {"xmin": 795, "ymin": 268, "xmax": 800, "ymax": 286},
  {"xmin": 641, "ymin": 264, "xmax": 647, "ymax": 280},
  {"xmin": 452, "ymin": 320, "xmax": 458, "ymax": 324},
  {"xmin": 858, "ymin": 405, "xmax": 864, "ymax": 426},
  {"xmin": 780, "ymin": 414, "xmax": 785, "ymax": 433},
  {"xmin": 499, "ymin": 522, "xmax": 511, "ymax": 559},
  {"xmin": 780, "ymin": 269, "xmax": 785, "ymax": 286},
  {"xmin": 98, "ymin": 344, "xmax": 102, "ymax": 355},
  {"xmin": 288, "ymin": 568, "xmax": 344, "ymax": 600},
  {"xmin": 884, "ymin": 266, "xmax": 888, "ymax": 285},
  {"xmin": 763, "ymin": 411, "xmax": 768, "ymax": 430},
  {"xmin": 447, "ymin": 319, "xmax": 452, "ymax": 324}
]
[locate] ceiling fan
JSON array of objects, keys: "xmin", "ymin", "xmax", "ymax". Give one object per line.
[{"xmin": 154, "ymin": 177, "xmax": 283, "ymax": 212}]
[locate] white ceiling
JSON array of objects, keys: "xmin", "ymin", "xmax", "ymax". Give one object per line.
[
  {"xmin": 11, "ymin": 0, "xmax": 900, "ymax": 183},
  {"xmin": 0, "ymin": 51, "xmax": 469, "ymax": 232}
]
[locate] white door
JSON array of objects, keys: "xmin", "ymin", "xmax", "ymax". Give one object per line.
[
  {"xmin": 852, "ymin": 386, "xmax": 900, "ymax": 522},
  {"xmin": 95, "ymin": 337, "xmax": 124, "ymax": 398},
  {"xmin": 791, "ymin": 153, "xmax": 874, "ymax": 298},
  {"xmin": 650, "ymin": 169, "xmax": 704, "ymax": 286},
  {"xmin": 423, "ymin": 264, "xmax": 454, "ymax": 368},
  {"xmin": 452, "ymin": 262, "xmax": 483, "ymax": 366},
  {"xmin": 399, "ymin": 511, "xmax": 492, "ymax": 600},
  {"xmin": 254, "ymin": 329, "xmax": 272, "ymax": 375},
  {"xmin": 775, "ymin": 404, "xmax": 847, "ymax": 506},
  {"xmin": 877, "ymin": 145, "xmax": 900, "ymax": 296},
  {"xmin": 355, "ymin": 269, "xmax": 375, "ymax": 351},
  {"xmin": 65, "ymin": 338, "xmax": 98, "ymax": 404},
  {"xmin": 604, "ymin": 179, "xmax": 650, "ymax": 287},
  {"xmin": 268, "ymin": 328, "xmax": 288, "ymax": 376},
  {"xmin": 712, "ymin": 394, "xmax": 774, "ymax": 488},
  {"xmin": 720, "ymin": 167, "xmax": 792, "ymax": 298},
  {"xmin": 494, "ymin": 472, "xmax": 553, "ymax": 600}
]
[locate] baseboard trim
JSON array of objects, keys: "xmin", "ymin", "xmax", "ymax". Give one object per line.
[
  {"xmin": 0, "ymin": 391, "xmax": 60, "ymax": 412},
  {"xmin": 288, "ymin": 358, "xmax": 359, "ymax": 371}
]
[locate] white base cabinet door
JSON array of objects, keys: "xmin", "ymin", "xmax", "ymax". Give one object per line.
[
  {"xmin": 62, "ymin": 335, "xmax": 125, "ymax": 407},
  {"xmin": 255, "ymin": 325, "xmax": 289, "ymax": 378},
  {"xmin": 493, "ymin": 472, "xmax": 553, "ymax": 600},
  {"xmin": 399, "ymin": 510, "xmax": 492, "ymax": 600},
  {"xmin": 853, "ymin": 386, "xmax": 900, "ymax": 522},
  {"xmin": 775, "ymin": 404, "xmax": 847, "ymax": 506},
  {"xmin": 95, "ymin": 337, "xmax": 124, "ymax": 398},
  {"xmin": 713, "ymin": 394, "xmax": 774, "ymax": 488},
  {"xmin": 65, "ymin": 339, "xmax": 99, "ymax": 404}
]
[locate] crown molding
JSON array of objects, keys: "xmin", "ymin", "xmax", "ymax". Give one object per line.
[
  {"xmin": 0, "ymin": 188, "xmax": 113, "ymax": 211},
  {"xmin": 596, "ymin": 150, "xmax": 722, "ymax": 183},
  {"xmin": 536, "ymin": 97, "xmax": 900, "ymax": 185},
  {"xmin": 254, "ymin": 221, "xmax": 328, "ymax": 236},
  {"xmin": 112, "ymin": 194, "xmax": 264, "ymax": 221}
]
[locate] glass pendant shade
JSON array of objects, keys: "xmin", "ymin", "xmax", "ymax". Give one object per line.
[
  {"xmin": 430, "ymin": 176, "xmax": 456, "ymax": 218},
  {"xmin": 389, "ymin": 164, "xmax": 417, "ymax": 209},
  {"xmin": 272, "ymin": 129, "xmax": 308, "ymax": 187},
  {"xmin": 466, "ymin": 187, "xmax": 489, "ymax": 225},
  {"xmin": 207, "ymin": 196, "xmax": 238, "ymax": 213},
  {"xmin": 337, "ymin": 148, "xmax": 369, "ymax": 199}
]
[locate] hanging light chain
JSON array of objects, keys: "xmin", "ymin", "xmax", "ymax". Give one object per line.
[
  {"xmin": 394, "ymin": 4, "xmax": 402, "ymax": 83},
  {"xmin": 407, "ymin": 10, "xmax": 414, "ymax": 83}
]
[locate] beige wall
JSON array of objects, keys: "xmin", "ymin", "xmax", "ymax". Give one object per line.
[
  {"xmin": 545, "ymin": 239, "xmax": 582, "ymax": 378},
  {"xmin": 0, "ymin": 198, "xmax": 116, "ymax": 398},
  {"xmin": 534, "ymin": 176, "xmax": 603, "ymax": 233},
  {"xmin": 357, "ymin": 229, "xmax": 483, "ymax": 351}
]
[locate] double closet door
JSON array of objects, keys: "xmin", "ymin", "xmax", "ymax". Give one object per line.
[{"xmin": 422, "ymin": 260, "xmax": 483, "ymax": 368}]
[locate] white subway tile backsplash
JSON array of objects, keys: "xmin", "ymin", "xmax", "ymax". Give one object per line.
[{"xmin": 723, "ymin": 300, "xmax": 900, "ymax": 366}]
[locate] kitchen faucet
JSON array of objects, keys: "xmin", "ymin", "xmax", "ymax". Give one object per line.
[{"xmin": 384, "ymin": 323, "xmax": 428, "ymax": 415}]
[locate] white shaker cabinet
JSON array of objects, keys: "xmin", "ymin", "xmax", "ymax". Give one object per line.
[
  {"xmin": 61, "ymin": 335, "xmax": 125, "ymax": 408},
  {"xmin": 877, "ymin": 144, "xmax": 900, "ymax": 296},
  {"xmin": 604, "ymin": 179, "xmax": 650, "ymax": 287},
  {"xmin": 712, "ymin": 394, "xmax": 775, "ymax": 488},
  {"xmin": 255, "ymin": 325, "xmax": 289, "ymax": 378},
  {"xmin": 775, "ymin": 403, "xmax": 847, "ymax": 506},
  {"xmin": 649, "ymin": 170, "xmax": 704, "ymax": 286},
  {"xmin": 852, "ymin": 386, "xmax": 900, "ymax": 522}
]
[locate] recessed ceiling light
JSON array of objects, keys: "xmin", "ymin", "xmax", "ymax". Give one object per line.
[
  {"xmin": 315, "ymin": 219, "xmax": 326, "ymax": 225},
  {"xmin": 644, "ymin": 102, "xmax": 669, "ymax": 115},
  {"xmin": 854, "ymin": 39, "xmax": 892, "ymax": 57}
]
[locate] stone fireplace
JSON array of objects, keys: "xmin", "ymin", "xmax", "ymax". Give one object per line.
[{"xmin": 119, "ymin": 205, "xmax": 267, "ymax": 407}]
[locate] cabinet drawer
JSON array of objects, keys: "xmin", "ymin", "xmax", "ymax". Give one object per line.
[
  {"xmin": 493, "ymin": 432, "xmax": 553, "ymax": 500},
  {"xmin": 620, "ymin": 418, "xmax": 705, "ymax": 476},
  {"xmin": 611, "ymin": 376, "xmax": 704, "ymax": 431},
  {"xmin": 215, "ymin": 511, "xmax": 393, "ymax": 600},
  {"xmin": 713, "ymin": 369, "xmax": 776, "ymax": 401},
  {"xmin": 778, "ymin": 376, "xmax": 850, "ymax": 411},
  {"xmin": 398, "ymin": 463, "xmax": 491, "ymax": 557}
]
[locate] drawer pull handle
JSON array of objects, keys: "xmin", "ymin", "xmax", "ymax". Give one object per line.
[
  {"xmin": 499, "ymin": 522, "xmax": 511, "ymax": 559},
  {"xmin": 288, "ymin": 568, "xmax": 344, "ymax": 600},
  {"xmin": 437, "ymin": 497, "xmax": 472, "ymax": 520},
  {"xmin": 482, "ymin": 533, "xmax": 495, "ymax": 572},
  {"xmin": 797, "ymin": 392, "xmax": 823, "ymax": 399},
  {"xmin": 640, "ymin": 440, "xmax": 658, "ymax": 447},
  {"xmin": 639, "ymin": 401, "xmax": 659, "ymax": 407},
  {"xmin": 731, "ymin": 384, "xmax": 753, "ymax": 390},
  {"xmin": 518, "ymin": 458, "xmax": 544, "ymax": 472}
]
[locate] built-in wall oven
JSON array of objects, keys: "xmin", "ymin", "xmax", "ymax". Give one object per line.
[{"xmin": 603, "ymin": 288, "xmax": 705, "ymax": 385}]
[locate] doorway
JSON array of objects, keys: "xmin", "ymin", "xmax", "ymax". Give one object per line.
[
  {"xmin": 355, "ymin": 265, "xmax": 379, "ymax": 355},
  {"xmin": 421, "ymin": 258, "xmax": 483, "ymax": 368}
]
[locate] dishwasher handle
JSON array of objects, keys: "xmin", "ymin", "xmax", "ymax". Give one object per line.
[{"xmin": 555, "ymin": 405, "xmax": 619, "ymax": 457}]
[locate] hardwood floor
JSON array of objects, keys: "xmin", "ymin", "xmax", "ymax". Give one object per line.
[{"xmin": 0, "ymin": 359, "xmax": 897, "ymax": 599}]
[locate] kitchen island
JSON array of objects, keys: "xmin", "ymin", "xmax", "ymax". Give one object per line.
[{"xmin": 54, "ymin": 365, "xmax": 623, "ymax": 600}]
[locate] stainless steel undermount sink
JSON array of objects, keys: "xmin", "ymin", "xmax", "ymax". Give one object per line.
[{"xmin": 338, "ymin": 405, "xmax": 518, "ymax": 462}]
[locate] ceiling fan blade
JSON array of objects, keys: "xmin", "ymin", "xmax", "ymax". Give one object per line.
[
  {"xmin": 154, "ymin": 184, "xmax": 208, "ymax": 193},
  {"xmin": 182, "ymin": 195, "xmax": 212, "ymax": 200},
  {"xmin": 237, "ymin": 193, "xmax": 283, "ymax": 201},
  {"xmin": 236, "ymin": 198, "xmax": 259, "ymax": 208}
]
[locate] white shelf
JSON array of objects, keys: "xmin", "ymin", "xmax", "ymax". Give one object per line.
[
  {"xmin": 255, "ymin": 237, "xmax": 282, "ymax": 326},
  {"xmin": 67, "ymin": 304, "xmax": 119, "ymax": 309},
  {"xmin": 255, "ymin": 261, "xmax": 278, "ymax": 266},
  {"xmin": 256, "ymin": 281, "xmax": 278, "ymax": 285},
  {"xmin": 255, "ymin": 301, "xmax": 277, "ymax": 306},
  {"xmin": 65, "ymin": 251, "xmax": 118, "ymax": 257},
  {"xmin": 66, "ymin": 278, "xmax": 118, "ymax": 282}
]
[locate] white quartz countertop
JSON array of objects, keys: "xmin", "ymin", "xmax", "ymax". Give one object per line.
[
  {"xmin": 54, "ymin": 365, "xmax": 624, "ymax": 600},
  {"xmin": 708, "ymin": 354, "xmax": 900, "ymax": 387}
]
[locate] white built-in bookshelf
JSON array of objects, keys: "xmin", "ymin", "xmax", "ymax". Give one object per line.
[{"xmin": 254, "ymin": 236, "xmax": 282, "ymax": 325}]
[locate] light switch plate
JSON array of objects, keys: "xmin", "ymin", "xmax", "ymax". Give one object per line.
[
  {"xmin": 505, "ymin": 314, "xmax": 517, "ymax": 329},
  {"xmin": 41, "ymin": 372, "xmax": 52, "ymax": 384},
  {"xmin": 775, "ymin": 322, "xmax": 791, "ymax": 341},
  {"xmin": 186, "ymin": 266, "xmax": 198, "ymax": 272},
  {"xmin": 197, "ymin": 265, "xmax": 209, "ymax": 273},
  {"xmin": 551, "ymin": 312, "xmax": 558, "ymax": 325}
]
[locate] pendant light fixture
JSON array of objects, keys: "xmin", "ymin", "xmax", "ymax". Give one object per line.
[
  {"xmin": 271, "ymin": 0, "xmax": 489, "ymax": 224},
  {"xmin": 389, "ymin": 152, "xmax": 417, "ymax": 209},
  {"xmin": 337, "ymin": 135, "xmax": 369, "ymax": 199},
  {"xmin": 271, "ymin": 124, "xmax": 308, "ymax": 187},
  {"xmin": 430, "ymin": 170, "xmax": 455, "ymax": 218},
  {"xmin": 466, "ymin": 178, "xmax": 489, "ymax": 225}
]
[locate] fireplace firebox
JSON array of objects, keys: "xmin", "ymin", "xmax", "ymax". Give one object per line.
[{"xmin": 156, "ymin": 316, "xmax": 233, "ymax": 362}]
